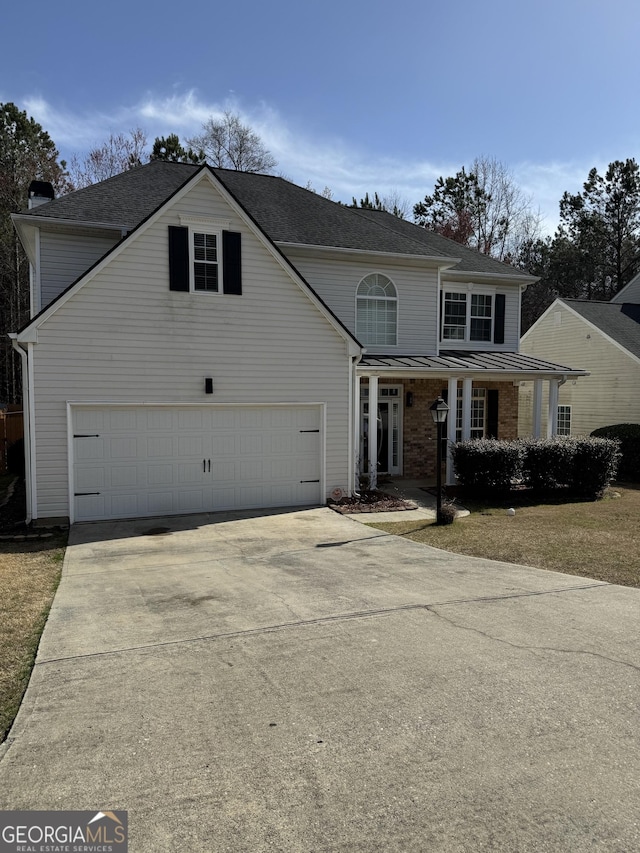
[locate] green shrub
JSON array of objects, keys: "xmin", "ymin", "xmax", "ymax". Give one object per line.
[
  {"xmin": 520, "ymin": 436, "xmax": 575, "ymax": 491},
  {"xmin": 520, "ymin": 436, "xmax": 619, "ymax": 498},
  {"xmin": 590, "ymin": 423, "xmax": 640, "ymax": 482},
  {"xmin": 452, "ymin": 436, "xmax": 620, "ymax": 500},
  {"xmin": 569, "ymin": 436, "xmax": 621, "ymax": 499},
  {"xmin": 451, "ymin": 439, "xmax": 521, "ymax": 496}
]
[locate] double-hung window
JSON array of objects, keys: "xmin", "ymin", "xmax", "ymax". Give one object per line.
[
  {"xmin": 442, "ymin": 290, "xmax": 501, "ymax": 343},
  {"xmin": 557, "ymin": 405, "xmax": 571, "ymax": 436},
  {"xmin": 169, "ymin": 217, "xmax": 242, "ymax": 296},
  {"xmin": 193, "ymin": 231, "xmax": 220, "ymax": 292}
]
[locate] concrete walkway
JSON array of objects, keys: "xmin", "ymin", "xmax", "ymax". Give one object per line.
[{"xmin": 0, "ymin": 507, "xmax": 638, "ymax": 852}]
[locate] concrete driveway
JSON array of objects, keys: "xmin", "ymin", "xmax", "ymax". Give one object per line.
[{"xmin": 0, "ymin": 507, "xmax": 638, "ymax": 852}]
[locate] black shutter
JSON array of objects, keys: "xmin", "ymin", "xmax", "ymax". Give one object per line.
[
  {"xmin": 487, "ymin": 390, "xmax": 499, "ymax": 438},
  {"xmin": 223, "ymin": 231, "xmax": 242, "ymax": 295},
  {"xmin": 168, "ymin": 226, "xmax": 189, "ymax": 292},
  {"xmin": 493, "ymin": 293, "xmax": 505, "ymax": 344}
]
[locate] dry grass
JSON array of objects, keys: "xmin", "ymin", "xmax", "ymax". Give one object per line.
[
  {"xmin": 0, "ymin": 534, "xmax": 67, "ymax": 743},
  {"xmin": 370, "ymin": 484, "xmax": 640, "ymax": 588}
]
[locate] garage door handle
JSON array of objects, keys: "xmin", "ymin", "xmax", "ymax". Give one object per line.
[
  {"xmin": 75, "ymin": 492, "xmax": 101, "ymax": 496},
  {"xmin": 300, "ymin": 479, "xmax": 320, "ymax": 483},
  {"xmin": 74, "ymin": 434, "xmax": 100, "ymax": 438},
  {"xmin": 299, "ymin": 429, "xmax": 319, "ymax": 433},
  {"xmin": 203, "ymin": 459, "xmax": 206, "ymax": 472},
  {"xmin": 208, "ymin": 459, "xmax": 211, "ymax": 472}
]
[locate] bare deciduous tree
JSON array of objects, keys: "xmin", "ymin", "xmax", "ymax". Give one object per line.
[
  {"xmin": 69, "ymin": 128, "xmax": 148, "ymax": 188},
  {"xmin": 414, "ymin": 156, "xmax": 541, "ymax": 261},
  {"xmin": 188, "ymin": 111, "xmax": 276, "ymax": 173}
]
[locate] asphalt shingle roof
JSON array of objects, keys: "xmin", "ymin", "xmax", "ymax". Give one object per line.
[
  {"xmin": 563, "ymin": 299, "xmax": 640, "ymax": 361},
  {"xmin": 24, "ymin": 161, "xmax": 529, "ymax": 278}
]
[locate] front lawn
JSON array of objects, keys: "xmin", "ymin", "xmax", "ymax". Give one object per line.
[
  {"xmin": 369, "ymin": 484, "xmax": 640, "ymax": 588},
  {"xmin": 0, "ymin": 534, "xmax": 66, "ymax": 743}
]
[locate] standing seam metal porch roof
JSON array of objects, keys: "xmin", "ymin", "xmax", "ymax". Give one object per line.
[{"xmin": 359, "ymin": 351, "xmax": 588, "ymax": 375}]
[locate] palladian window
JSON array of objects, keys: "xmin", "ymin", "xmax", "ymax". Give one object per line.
[{"xmin": 356, "ymin": 273, "xmax": 398, "ymax": 346}]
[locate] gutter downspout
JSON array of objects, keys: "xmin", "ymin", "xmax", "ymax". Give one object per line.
[{"xmin": 10, "ymin": 336, "xmax": 35, "ymax": 524}]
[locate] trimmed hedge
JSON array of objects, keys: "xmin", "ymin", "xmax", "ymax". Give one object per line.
[
  {"xmin": 452, "ymin": 436, "xmax": 620, "ymax": 499},
  {"xmin": 519, "ymin": 436, "xmax": 570, "ymax": 491},
  {"xmin": 590, "ymin": 423, "xmax": 640, "ymax": 483},
  {"xmin": 451, "ymin": 438, "xmax": 521, "ymax": 496}
]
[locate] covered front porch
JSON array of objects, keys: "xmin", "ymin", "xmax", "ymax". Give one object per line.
[{"xmin": 355, "ymin": 352, "xmax": 588, "ymax": 489}]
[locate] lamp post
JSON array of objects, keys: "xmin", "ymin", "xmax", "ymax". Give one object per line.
[{"xmin": 430, "ymin": 396, "xmax": 450, "ymax": 525}]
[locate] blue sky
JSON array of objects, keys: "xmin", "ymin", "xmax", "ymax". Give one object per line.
[{"xmin": 3, "ymin": 0, "xmax": 640, "ymax": 232}]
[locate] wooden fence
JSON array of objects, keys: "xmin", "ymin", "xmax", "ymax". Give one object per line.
[{"xmin": 1, "ymin": 407, "xmax": 24, "ymax": 474}]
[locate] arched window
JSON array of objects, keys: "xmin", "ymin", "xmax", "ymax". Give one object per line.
[{"xmin": 356, "ymin": 273, "xmax": 397, "ymax": 345}]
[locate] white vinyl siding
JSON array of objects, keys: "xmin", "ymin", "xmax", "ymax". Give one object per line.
[
  {"xmin": 519, "ymin": 303, "xmax": 639, "ymax": 436},
  {"xmin": 39, "ymin": 231, "xmax": 121, "ymax": 309},
  {"xmin": 283, "ymin": 249, "xmax": 440, "ymax": 354},
  {"xmin": 29, "ymin": 178, "xmax": 352, "ymax": 520},
  {"xmin": 440, "ymin": 280, "xmax": 520, "ymax": 351}
]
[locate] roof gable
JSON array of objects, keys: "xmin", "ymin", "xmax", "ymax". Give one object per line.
[
  {"xmin": 555, "ymin": 299, "xmax": 640, "ymax": 362},
  {"xmin": 16, "ymin": 166, "xmax": 360, "ymax": 351}
]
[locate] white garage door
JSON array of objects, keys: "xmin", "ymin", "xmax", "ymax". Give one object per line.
[{"xmin": 72, "ymin": 405, "xmax": 323, "ymax": 522}]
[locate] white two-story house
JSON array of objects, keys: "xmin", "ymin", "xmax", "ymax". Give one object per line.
[{"xmin": 10, "ymin": 162, "xmax": 584, "ymax": 524}]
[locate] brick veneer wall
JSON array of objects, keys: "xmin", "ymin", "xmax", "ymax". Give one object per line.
[{"xmin": 362, "ymin": 377, "xmax": 519, "ymax": 480}]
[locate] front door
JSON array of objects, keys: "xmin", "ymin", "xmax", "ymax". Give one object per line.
[{"xmin": 360, "ymin": 385, "xmax": 402, "ymax": 475}]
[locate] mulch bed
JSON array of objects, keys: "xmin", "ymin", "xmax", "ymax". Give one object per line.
[{"xmin": 328, "ymin": 490, "xmax": 417, "ymax": 514}]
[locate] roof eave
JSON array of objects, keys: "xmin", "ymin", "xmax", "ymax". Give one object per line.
[
  {"xmin": 276, "ymin": 241, "xmax": 459, "ymax": 268},
  {"xmin": 12, "ymin": 212, "xmax": 130, "ymax": 234},
  {"xmin": 443, "ymin": 267, "xmax": 539, "ymax": 285}
]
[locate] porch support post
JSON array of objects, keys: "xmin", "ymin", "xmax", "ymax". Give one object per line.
[
  {"xmin": 353, "ymin": 372, "xmax": 361, "ymax": 492},
  {"xmin": 461, "ymin": 377, "xmax": 473, "ymax": 441},
  {"xmin": 547, "ymin": 379, "xmax": 559, "ymax": 437},
  {"xmin": 532, "ymin": 378, "xmax": 543, "ymax": 438},
  {"xmin": 368, "ymin": 374, "xmax": 378, "ymax": 490},
  {"xmin": 446, "ymin": 377, "xmax": 458, "ymax": 485}
]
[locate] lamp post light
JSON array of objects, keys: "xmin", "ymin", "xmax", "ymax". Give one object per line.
[{"xmin": 429, "ymin": 396, "xmax": 450, "ymax": 525}]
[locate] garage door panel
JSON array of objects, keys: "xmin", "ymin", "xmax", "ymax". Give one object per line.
[
  {"xmin": 75, "ymin": 466, "xmax": 105, "ymax": 491},
  {"xmin": 147, "ymin": 493, "xmax": 174, "ymax": 514},
  {"xmin": 73, "ymin": 405, "xmax": 323, "ymax": 522},
  {"xmin": 74, "ymin": 436, "xmax": 104, "ymax": 461},
  {"xmin": 178, "ymin": 435, "xmax": 205, "ymax": 456},
  {"xmin": 147, "ymin": 436, "xmax": 174, "ymax": 458},
  {"xmin": 110, "ymin": 465, "xmax": 138, "ymax": 488},
  {"xmin": 210, "ymin": 434, "xmax": 237, "ymax": 455},
  {"xmin": 108, "ymin": 410, "xmax": 138, "ymax": 430},
  {"xmin": 110, "ymin": 437, "xmax": 138, "ymax": 460},
  {"xmin": 147, "ymin": 464, "xmax": 174, "ymax": 486}
]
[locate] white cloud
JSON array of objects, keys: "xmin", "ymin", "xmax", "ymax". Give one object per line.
[{"xmin": 15, "ymin": 90, "xmax": 596, "ymax": 232}]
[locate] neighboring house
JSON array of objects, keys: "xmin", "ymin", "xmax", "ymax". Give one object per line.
[
  {"xmin": 10, "ymin": 162, "xmax": 585, "ymax": 524},
  {"xmin": 519, "ymin": 291, "xmax": 640, "ymax": 437}
]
